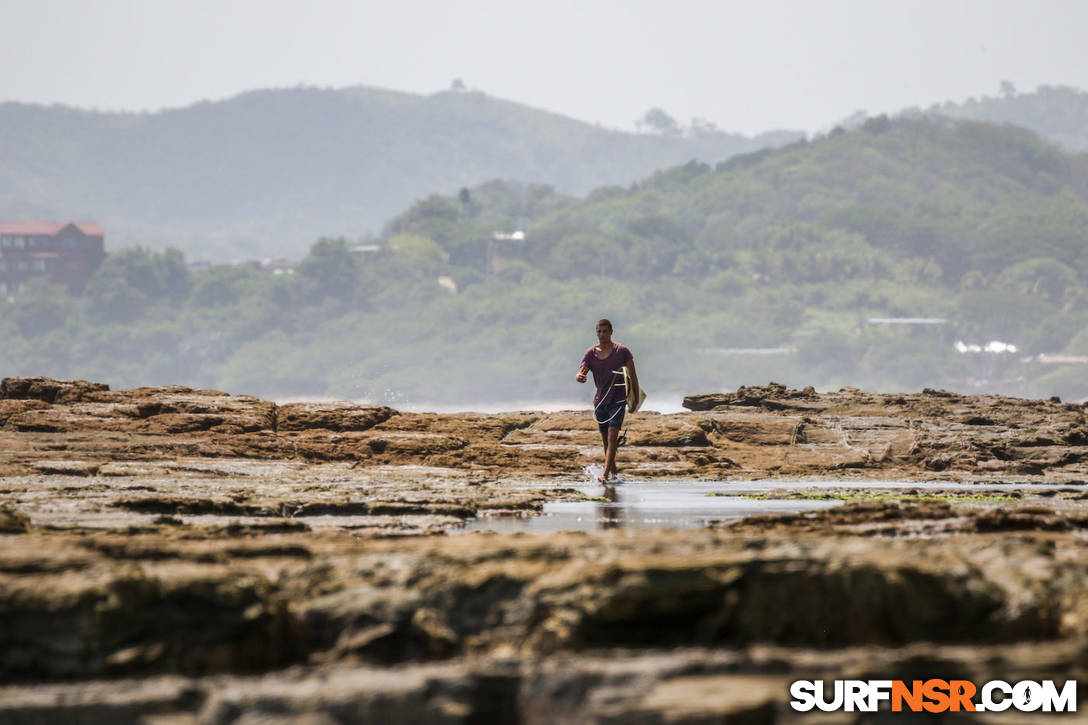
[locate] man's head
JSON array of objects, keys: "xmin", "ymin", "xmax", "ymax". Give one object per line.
[{"xmin": 596, "ymin": 319, "xmax": 613, "ymax": 341}]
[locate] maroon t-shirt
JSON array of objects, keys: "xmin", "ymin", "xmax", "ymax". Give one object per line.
[{"xmin": 581, "ymin": 343, "xmax": 633, "ymax": 406}]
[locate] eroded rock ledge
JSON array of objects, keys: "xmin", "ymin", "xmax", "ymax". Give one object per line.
[
  {"xmin": 4, "ymin": 522, "xmax": 1088, "ymax": 721},
  {"xmin": 4, "ymin": 377, "xmax": 1088, "ymax": 722},
  {"xmin": 3, "ymin": 376, "xmax": 1088, "ymax": 481}
]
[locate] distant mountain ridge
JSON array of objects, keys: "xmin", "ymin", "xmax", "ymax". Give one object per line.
[
  {"xmin": 929, "ymin": 85, "xmax": 1088, "ymax": 152},
  {"xmin": 0, "ymin": 86, "xmax": 799, "ymax": 260},
  {"xmin": 7, "ymin": 83, "xmax": 1088, "ymax": 263}
]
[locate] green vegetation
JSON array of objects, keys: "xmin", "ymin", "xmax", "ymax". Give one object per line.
[
  {"xmin": 0, "ymin": 86, "xmax": 797, "ymax": 261},
  {"xmin": 6, "ymin": 117, "xmax": 1088, "ymax": 404},
  {"xmin": 725, "ymin": 492, "xmax": 1024, "ymax": 503}
]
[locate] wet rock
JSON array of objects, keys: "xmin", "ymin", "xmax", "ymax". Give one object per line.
[
  {"xmin": 0, "ymin": 399, "xmax": 51, "ymax": 427},
  {"xmin": 0, "ymin": 505, "xmax": 31, "ymax": 533},
  {"xmin": 32, "ymin": 460, "xmax": 100, "ymax": 476},
  {"xmin": 4, "ymin": 528, "xmax": 1074, "ymax": 682},
  {"xmin": 198, "ymin": 662, "xmax": 501, "ymax": 725},
  {"xmin": 0, "ymin": 675, "xmax": 203, "ymax": 724},
  {"xmin": 595, "ymin": 674, "xmax": 779, "ymax": 724},
  {"xmin": 6, "ymin": 377, "xmax": 1088, "ymax": 480},
  {"xmin": 1, "ymin": 562, "xmax": 305, "ymax": 681},
  {"xmin": 7, "ymin": 375, "xmax": 1088, "ymax": 713},
  {"xmin": 3, "ymin": 641, "xmax": 1086, "ymax": 724},
  {"xmin": 124, "ymin": 392, "xmax": 277, "ymax": 435},
  {"xmin": 1, "ymin": 377, "xmax": 110, "ymax": 404},
  {"xmin": 679, "ymin": 383, "xmax": 1088, "ymax": 479},
  {"xmin": 697, "ymin": 413, "xmax": 803, "ymax": 446},
  {"xmin": 276, "ymin": 402, "xmax": 397, "ymax": 432},
  {"xmin": 725, "ymin": 498, "xmax": 1088, "ymax": 539},
  {"xmin": 684, "ymin": 382, "xmax": 822, "ymax": 413}
]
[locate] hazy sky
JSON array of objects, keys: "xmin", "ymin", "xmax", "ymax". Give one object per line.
[{"xmin": 2, "ymin": 0, "xmax": 1086, "ymax": 136}]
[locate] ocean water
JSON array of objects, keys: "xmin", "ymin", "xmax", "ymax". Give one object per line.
[
  {"xmin": 272, "ymin": 392, "xmax": 690, "ymax": 415},
  {"xmin": 396, "ymin": 391, "xmax": 689, "ymax": 415}
]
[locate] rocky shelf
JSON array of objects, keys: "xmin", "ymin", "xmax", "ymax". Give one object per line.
[{"xmin": 2, "ymin": 376, "xmax": 1088, "ymax": 722}]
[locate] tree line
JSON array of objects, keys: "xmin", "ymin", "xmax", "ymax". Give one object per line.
[{"xmin": 5, "ymin": 116, "xmax": 1088, "ymax": 403}]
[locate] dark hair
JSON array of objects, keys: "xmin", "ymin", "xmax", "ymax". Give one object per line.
[{"xmin": 596, "ymin": 318, "xmax": 613, "ymax": 331}]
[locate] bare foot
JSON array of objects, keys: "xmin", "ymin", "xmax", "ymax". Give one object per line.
[{"xmin": 597, "ymin": 474, "xmax": 608, "ymax": 483}]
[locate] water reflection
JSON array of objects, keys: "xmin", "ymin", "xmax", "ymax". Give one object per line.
[
  {"xmin": 463, "ymin": 481, "xmax": 843, "ymax": 533},
  {"xmin": 599, "ymin": 484, "xmax": 620, "ymax": 530}
]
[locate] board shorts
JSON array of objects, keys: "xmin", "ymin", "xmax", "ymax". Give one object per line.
[{"xmin": 595, "ymin": 399, "xmax": 626, "ymax": 434}]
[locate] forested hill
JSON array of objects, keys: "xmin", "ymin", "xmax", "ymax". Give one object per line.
[
  {"xmin": 929, "ymin": 85, "xmax": 1088, "ymax": 152},
  {"xmin": 7, "ymin": 116, "xmax": 1088, "ymax": 403},
  {"xmin": 0, "ymin": 85, "xmax": 798, "ymax": 260},
  {"xmin": 390, "ymin": 115, "xmax": 1088, "ymax": 292}
]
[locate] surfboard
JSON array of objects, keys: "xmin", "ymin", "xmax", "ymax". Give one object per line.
[{"xmin": 622, "ymin": 367, "xmax": 646, "ymax": 413}]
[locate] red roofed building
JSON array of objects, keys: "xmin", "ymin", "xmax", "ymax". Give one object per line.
[{"xmin": 0, "ymin": 222, "xmax": 106, "ymax": 294}]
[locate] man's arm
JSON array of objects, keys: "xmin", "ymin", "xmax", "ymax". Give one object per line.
[{"xmin": 576, "ymin": 363, "xmax": 589, "ymax": 383}]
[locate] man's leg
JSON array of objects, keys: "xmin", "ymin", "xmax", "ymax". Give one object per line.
[
  {"xmin": 598, "ymin": 428, "xmax": 610, "ymax": 482},
  {"xmin": 604, "ymin": 426, "xmax": 620, "ymax": 479}
]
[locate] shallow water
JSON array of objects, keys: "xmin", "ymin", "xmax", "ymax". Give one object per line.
[
  {"xmin": 462, "ymin": 478, "xmax": 1078, "ymax": 533},
  {"xmin": 461, "ymin": 481, "xmax": 842, "ymax": 533}
]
